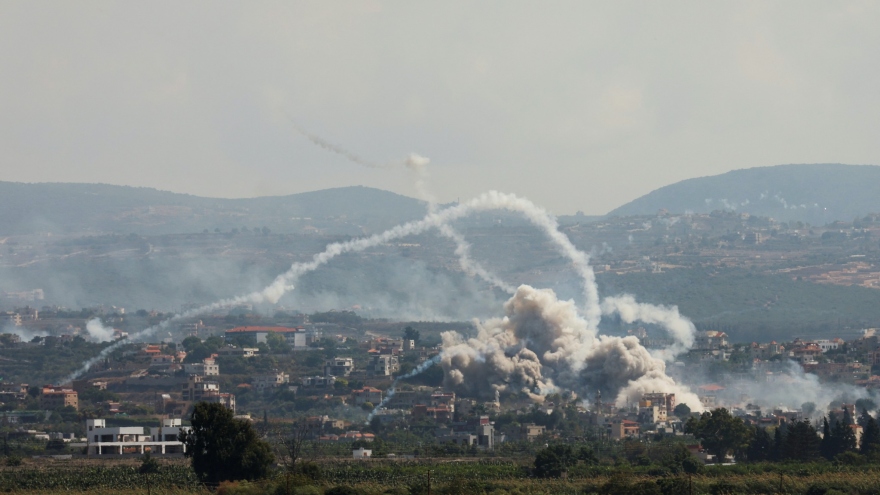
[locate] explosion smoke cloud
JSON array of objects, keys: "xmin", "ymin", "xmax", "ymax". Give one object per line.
[{"xmin": 440, "ymin": 285, "xmax": 703, "ymax": 410}]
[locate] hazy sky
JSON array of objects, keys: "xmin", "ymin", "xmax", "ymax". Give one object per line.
[{"xmin": 2, "ymin": 2, "xmax": 879, "ymax": 214}]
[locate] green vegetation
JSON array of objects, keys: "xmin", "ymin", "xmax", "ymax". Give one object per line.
[
  {"xmin": 600, "ymin": 268, "xmax": 880, "ymax": 342},
  {"xmin": 181, "ymin": 402, "xmax": 275, "ymax": 484}
]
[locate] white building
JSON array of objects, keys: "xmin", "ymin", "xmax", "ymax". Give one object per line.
[
  {"xmin": 815, "ymin": 339, "xmax": 842, "ymax": 353},
  {"xmin": 86, "ymin": 419, "xmax": 190, "ymax": 455},
  {"xmin": 184, "ymin": 358, "xmax": 219, "ymax": 376},
  {"xmin": 352, "ymin": 447, "xmax": 372, "ymax": 459}
]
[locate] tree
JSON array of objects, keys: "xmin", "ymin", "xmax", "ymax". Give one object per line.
[
  {"xmin": 265, "ymin": 332, "xmax": 289, "ymax": 353},
  {"xmin": 180, "ymin": 402, "xmax": 275, "ymax": 484},
  {"xmin": 860, "ymin": 410, "xmax": 880, "ymax": 458},
  {"xmin": 275, "ymin": 421, "xmax": 313, "ymax": 474},
  {"xmin": 403, "ymin": 326, "xmax": 420, "ymax": 344},
  {"xmin": 139, "ymin": 452, "xmax": 160, "ymax": 474},
  {"xmin": 746, "ymin": 427, "xmax": 773, "ymax": 462},
  {"xmin": 684, "ymin": 408, "xmax": 751, "ymax": 463},
  {"xmin": 856, "ymin": 399, "xmax": 877, "ymax": 417},
  {"xmin": 782, "ymin": 419, "xmax": 820, "ymax": 461},
  {"xmin": 673, "ymin": 403, "xmax": 691, "ymax": 419},
  {"xmin": 181, "ymin": 336, "xmax": 202, "ymax": 352},
  {"xmin": 534, "ymin": 444, "xmax": 577, "ymax": 478}
]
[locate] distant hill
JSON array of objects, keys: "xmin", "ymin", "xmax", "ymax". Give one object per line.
[
  {"xmin": 0, "ymin": 183, "xmax": 427, "ymax": 235},
  {"xmin": 607, "ymin": 164, "xmax": 880, "ymax": 224}
]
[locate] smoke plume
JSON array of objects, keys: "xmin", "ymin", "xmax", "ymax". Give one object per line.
[
  {"xmin": 439, "ymin": 285, "xmax": 702, "ymax": 410},
  {"xmin": 600, "ymin": 295, "xmax": 696, "ymax": 359},
  {"xmin": 85, "ymin": 318, "xmax": 116, "ymax": 343}
]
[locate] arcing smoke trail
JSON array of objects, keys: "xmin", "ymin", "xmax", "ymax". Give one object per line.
[
  {"xmin": 366, "ymin": 355, "xmax": 441, "ymax": 423},
  {"xmin": 62, "ymin": 191, "xmax": 583, "ymax": 383},
  {"xmin": 405, "ymin": 153, "xmax": 515, "ymax": 294},
  {"xmin": 292, "ymin": 123, "xmax": 514, "ymax": 295},
  {"xmin": 63, "ymin": 190, "xmax": 696, "ymax": 390}
]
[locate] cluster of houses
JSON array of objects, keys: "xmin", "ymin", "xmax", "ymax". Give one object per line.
[{"xmin": 11, "ymin": 324, "xmax": 880, "ymax": 461}]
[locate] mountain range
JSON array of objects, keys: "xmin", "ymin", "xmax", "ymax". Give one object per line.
[
  {"xmin": 2, "ymin": 163, "xmax": 879, "ymax": 235},
  {"xmin": 608, "ymin": 163, "xmax": 880, "ymax": 223}
]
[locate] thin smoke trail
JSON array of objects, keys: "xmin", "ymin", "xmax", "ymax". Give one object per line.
[
  {"xmin": 366, "ymin": 355, "xmax": 441, "ymax": 423},
  {"xmin": 290, "ymin": 122, "xmax": 514, "ymax": 295},
  {"xmin": 405, "ymin": 154, "xmax": 515, "ymax": 294},
  {"xmin": 289, "ymin": 121, "xmax": 387, "ymax": 169}
]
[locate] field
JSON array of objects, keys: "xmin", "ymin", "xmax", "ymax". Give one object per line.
[{"xmin": 7, "ymin": 457, "xmax": 880, "ymax": 494}]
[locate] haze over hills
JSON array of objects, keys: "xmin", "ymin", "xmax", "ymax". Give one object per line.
[
  {"xmin": 608, "ymin": 163, "xmax": 880, "ymax": 223},
  {"xmin": 0, "ymin": 182, "xmax": 427, "ymax": 236},
  {"xmin": 3, "ymin": 163, "xmax": 878, "ymax": 238}
]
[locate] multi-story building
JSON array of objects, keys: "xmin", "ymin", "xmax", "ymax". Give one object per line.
[
  {"xmin": 641, "ymin": 392, "xmax": 676, "ymax": 413},
  {"xmin": 252, "ymin": 371, "xmax": 290, "ymax": 390},
  {"xmin": 0, "ymin": 383, "xmax": 27, "ymax": 403},
  {"xmin": 695, "ymin": 331, "xmax": 729, "ymax": 351},
  {"xmin": 435, "ymin": 416, "xmax": 497, "ymax": 450},
  {"xmin": 352, "ymin": 387, "xmax": 383, "ymax": 406},
  {"xmin": 324, "ymin": 357, "xmax": 355, "ymax": 377},
  {"xmin": 368, "ymin": 354, "xmax": 399, "ymax": 376},
  {"xmin": 181, "ymin": 375, "xmax": 235, "ymax": 412},
  {"xmin": 86, "ymin": 418, "xmax": 189, "ymax": 455},
  {"xmin": 301, "ymin": 376, "xmax": 336, "ymax": 388},
  {"xmin": 183, "ymin": 357, "xmax": 219, "ymax": 376},
  {"xmin": 40, "ymin": 385, "xmax": 78, "ymax": 410},
  {"xmin": 224, "ymin": 326, "xmax": 320, "ymax": 348},
  {"xmin": 609, "ymin": 420, "xmax": 640, "ymax": 439},
  {"xmin": 0, "ymin": 312, "xmax": 22, "ymax": 327}
]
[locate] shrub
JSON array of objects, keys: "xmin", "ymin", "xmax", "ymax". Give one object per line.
[{"xmin": 138, "ymin": 452, "xmax": 160, "ymax": 474}]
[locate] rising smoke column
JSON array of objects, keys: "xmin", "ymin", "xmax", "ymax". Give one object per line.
[{"xmin": 440, "ymin": 285, "xmax": 703, "ymax": 410}]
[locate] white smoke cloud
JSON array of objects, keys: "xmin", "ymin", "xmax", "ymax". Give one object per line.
[
  {"xmin": 714, "ymin": 361, "xmax": 877, "ymax": 416},
  {"xmin": 439, "ymin": 285, "xmax": 703, "ymax": 410},
  {"xmin": 85, "ymin": 318, "xmax": 116, "ymax": 343},
  {"xmin": 600, "ymin": 295, "xmax": 696, "ymax": 359},
  {"xmin": 1, "ymin": 323, "xmax": 47, "ymax": 342}
]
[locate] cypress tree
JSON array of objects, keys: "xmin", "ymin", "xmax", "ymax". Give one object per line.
[
  {"xmin": 820, "ymin": 417, "xmax": 835, "ymax": 460},
  {"xmin": 784, "ymin": 420, "xmax": 820, "ymax": 461},
  {"xmin": 772, "ymin": 424, "xmax": 784, "ymax": 462},
  {"xmin": 861, "ymin": 410, "xmax": 880, "ymax": 458},
  {"xmin": 833, "ymin": 417, "xmax": 857, "ymax": 455},
  {"xmin": 747, "ymin": 427, "xmax": 772, "ymax": 462}
]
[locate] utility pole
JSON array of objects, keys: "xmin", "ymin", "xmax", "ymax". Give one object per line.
[{"xmin": 427, "ymin": 470, "xmax": 431, "ymax": 495}]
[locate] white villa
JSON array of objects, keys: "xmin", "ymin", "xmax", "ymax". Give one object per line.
[{"xmin": 86, "ymin": 418, "xmax": 191, "ymax": 455}]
